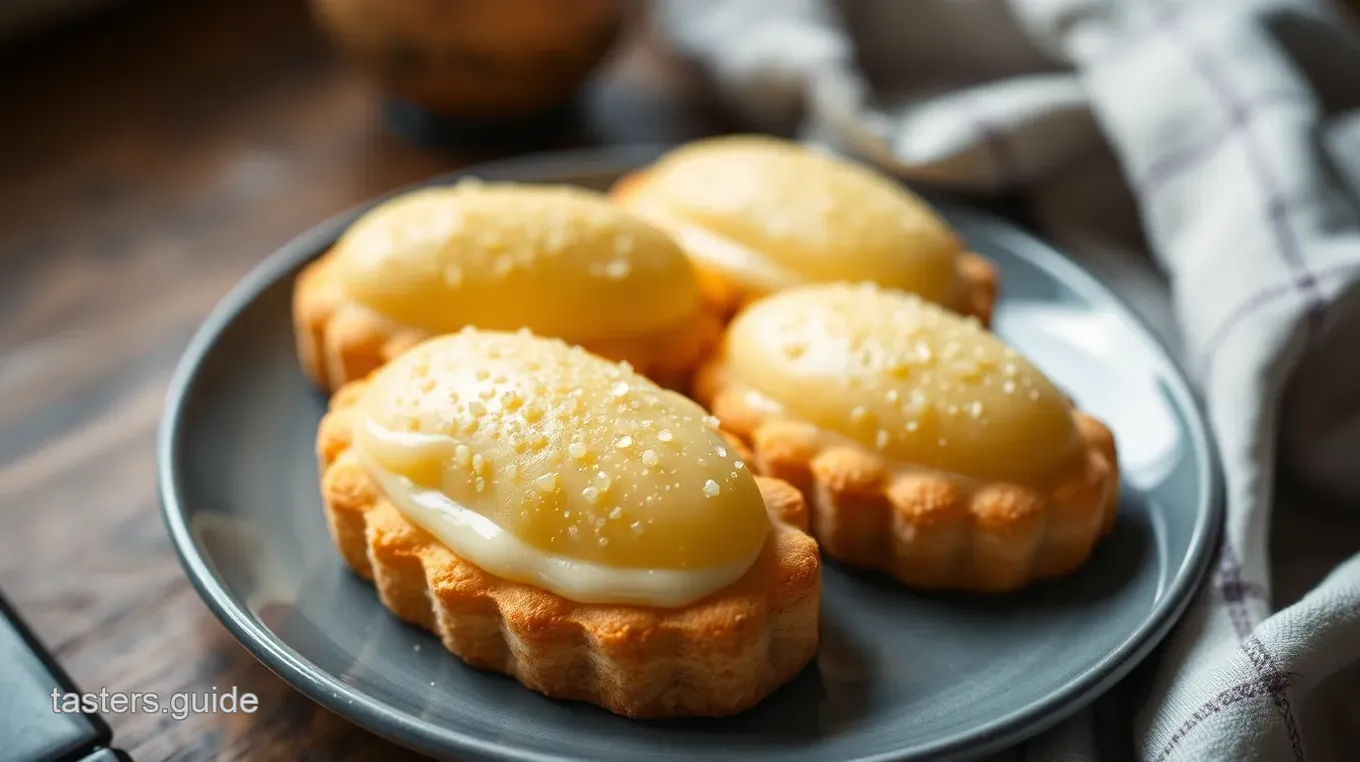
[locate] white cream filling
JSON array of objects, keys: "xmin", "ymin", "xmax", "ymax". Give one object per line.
[
  {"xmin": 357, "ymin": 451, "xmax": 759, "ymax": 609},
  {"xmin": 627, "ymin": 201, "xmax": 801, "ymax": 293},
  {"xmin": 627, "ymin": 201, "xmax": 968, "ymax": 309}
]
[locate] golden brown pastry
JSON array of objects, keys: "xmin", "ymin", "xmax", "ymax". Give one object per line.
[
  {"xmin": 318, "ymin": 329, "xmax": 821, "ymax": 717},
  {"xmin": 611, "ymin": 135, "xmax": 998, "ymax": 322},
  {"xmin": 294, "ymin": 181, "xmax": 721, "ymax": 392},
  {"xmin": 694, "ymin": 283, "xmax": 1118, "ymax": 593}
]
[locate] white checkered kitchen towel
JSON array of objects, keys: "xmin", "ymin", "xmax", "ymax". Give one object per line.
[{"xmin": 653, "ymin": 0, "xmax": 1360, "ymax": 759}]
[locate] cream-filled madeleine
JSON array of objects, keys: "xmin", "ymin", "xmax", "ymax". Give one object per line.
[
  {"xmin": 335, "ymin": 183, "xmax": 697, "ymax": 339},
  {"xmin": 612, "ymin": 136, "xmax": 997, "ymax": 322},
  {"xmin": 293, "ymin": 181, "xmax": 722, "ymax": 391},
  {"xmin": 695, "ymin": 282, "xmax": 1119, "ymax": 593},
  {"xmin": 724, "ymin": 283, "xmax": 1079, "ymax": 486},
  {"xmin": 317, "ymin": 333, "xmax": 823, "ymax": 718},
  {"xmin": 350, "ymin": 329, "xmax": 769, "ymax": 607}
]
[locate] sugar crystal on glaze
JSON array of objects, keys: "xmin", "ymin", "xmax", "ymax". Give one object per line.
[
  {"xmin": 334, "ymin": 184, "xmax": 699, "ymax": 341},
  {"xmin": 353, "ymin": 330, "xmax": 767, "ymax": 574},
  {"xmin": 724, "ymin": 283, "xmax": 1079, "ymax": 485},
  {"xmin": 619, "ymin": 136, "xmax": 963, "ymax": 301}
]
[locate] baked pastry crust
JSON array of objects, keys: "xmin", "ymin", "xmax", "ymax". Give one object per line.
[
  {"xmin": 693, "ymin": 364, "xmax": 1119, "ymax": 594},
  {"xmin": 293, "ymin": 250, "xmax": 723, "ymax": 392},
  {"xmin": 317, "ymin": 380, "xmax": 822, "ymax": 718},
  {"xmin": 942, "ymin": 251, "xmax": 998, "ymax": 327}
]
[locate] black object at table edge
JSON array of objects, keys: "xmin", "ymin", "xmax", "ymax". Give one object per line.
[{"xmin": 0, "ymin": 592, "xmax": 129, "ymax": 762}]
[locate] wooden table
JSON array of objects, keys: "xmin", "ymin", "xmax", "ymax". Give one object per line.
[{"xmin": 0, "ymin": 1, "xmax": 728, "ymax": 758}]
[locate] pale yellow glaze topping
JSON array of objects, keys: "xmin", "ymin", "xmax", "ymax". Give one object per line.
[
  {"xmin": 622, "ymin": 136, "xmax": 962, "ymax": 300},
  {"xmin": 353, "ymin": 329, "xmax": 768, "ymax": 572},
  {"xmin": 335, "ymin": 182, "xmax": 699, "ymax": 340},
  {"xmin": 724, "ymin": 283, "xmax": 1080, "ymax": 485}
]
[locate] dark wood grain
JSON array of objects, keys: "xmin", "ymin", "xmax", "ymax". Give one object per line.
[{"xmin": 0, "ymin": 1, "xmax": 726, "ymax": 759}]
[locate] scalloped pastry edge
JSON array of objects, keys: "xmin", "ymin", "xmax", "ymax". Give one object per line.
[
  {"xmin": 293, "ymin": 251, "xmax": 724, "ymax": 393},
  {"xmin": 317, "ymin": 382, "xmax": 821, "ymax": 718},
  {"xmin": 693, "ymin": 365, "xmax": 1119, "ymax": 593}
]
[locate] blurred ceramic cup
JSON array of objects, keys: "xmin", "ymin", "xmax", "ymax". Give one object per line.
[{"xmin": 310, "ymin": 0, "xmax": 625, "ymax": 123}]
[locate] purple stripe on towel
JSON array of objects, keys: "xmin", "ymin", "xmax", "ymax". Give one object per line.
[
  {"xmin": 1218, "ymin": 539, "xmax": 1308, "ymax": 759},
  {"xmin": 1196, "ymin": 277, "xmax": 1301, "ymax": 380},
  {"xmin": 1155, "ymin": 539, "xmax": 1306, "ymax": 759},
  {"xmin": 1193, "ymin": 540, "xmax": 1307, "ymax": 760},
  {"xmin": 1214, "ymin": 538, "xmax": 1263, "ymax": 640},
  {"xmin": 1244, "ymin": 635, "xmax": 1307, "ymax": 759},
  {"xmin": 1137, "ymin": 4, "xmax": 1312, "ymax": 757},
  {"xmin": 1179, "ymin": 46, "xmax": 1322, "ymax": 306},
  {"xmin": 1151, "ymin": 669, "xmax": 1302, "ymax": 762},
  {"xmin": 1133, "ymin": 1, "xmax": 1326, "ymax": 382},
  {"xmin": 1136, "ymin": 90, "xmax": 1311, "ymax": 196},
  {"xmin": 1196, "ymin": 259, "xmax": 1356, "ymax": 385}
]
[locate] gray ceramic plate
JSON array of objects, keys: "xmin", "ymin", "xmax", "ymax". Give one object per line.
[{"xmin": 159, "ymin": 146, "xmax": 1223, "ymax": 762}]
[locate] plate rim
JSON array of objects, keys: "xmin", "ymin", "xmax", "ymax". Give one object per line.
[{"xmin": 157, "ymin": 144, "xmax": 1224, "ymax": 762}]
